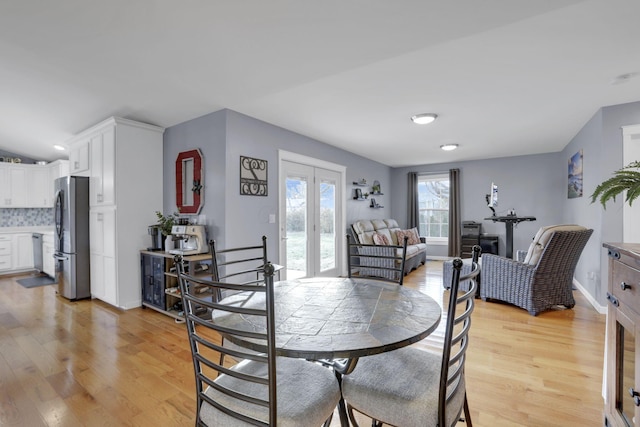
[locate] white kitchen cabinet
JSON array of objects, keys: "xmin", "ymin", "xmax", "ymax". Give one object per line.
[
  {"xmin": 27, "ymin": 166, "xmax": 50, "ymax": 207},
  {"xmin": 71, "ymin": 117, "xmax": 164, "ymax": 309},
  {"xmin": 0, "ymin": 162, "xmax": 64, "ymax": 208},
  {"xmin": 0, "ymin": 164, "xmax": 27, "ymax": 207},
  {"xmin": 90, "ymin": 207, "xmax": 116, "ymax": 304},
  {"xmin": 89, "ymin": 125, "xmax": 116, "ymax": 207},
  {"xmin": 0, "ymin": 235, "xmax": 11, "ymax": 271},
  {"xmin": 69, "ymin": 137, "xmax": 90, "ymax": 175},
  {"xmin": 12, "ymin": 233, "xmax": 33, "ymax": 271},
  {"xmin": 42, "ymin": 234, "xmax": 55, "ymax": 278},
  {"xmin": 48, "ymin": 160, "xmax": 69, "ymax": 206}
]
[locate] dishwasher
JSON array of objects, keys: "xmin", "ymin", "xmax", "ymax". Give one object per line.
[{"xmin": 32, "ymin": 233, "xmax": 43, "ymax": 273}]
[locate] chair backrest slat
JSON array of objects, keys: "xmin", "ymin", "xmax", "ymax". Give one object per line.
[
  {"xmin": 439, "ymin": 245, "xmax": 480, "ymax": 427},
  {"xmin": 176, "ymin": 236, "xmax": 278, "ymax": 426}
]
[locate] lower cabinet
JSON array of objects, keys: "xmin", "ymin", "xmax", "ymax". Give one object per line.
[
  {"xmin": 13, "ymin": 233, "xmax": 34, "ymax": 271},
  {"xmin": 89, "ymin": 208, "xmax": 117, "ymax": 305},
  {"xmin": 0, "ymin": 235, "xmax": 11, "ymax": 271},
  {"xmin": 604, "ymin": 243, "xmax": 640, "ymax": 427},
  {"xmin": 0, "ymin": 232, "xmax": 39, "ymax": 274},
  {"xmin": 141, "ymin": 253, "xmax": 167, "ymax": 310}
]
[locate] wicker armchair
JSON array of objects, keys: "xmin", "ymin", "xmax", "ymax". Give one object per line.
[{"xmin": 480, "ymin": 226, "xmax": 593, "ymax": 316}]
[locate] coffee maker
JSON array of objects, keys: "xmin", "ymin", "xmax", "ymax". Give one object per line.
[
  {"xmin": 169, "ymin": 225, "xmax": 207, "ymax": 255},
  {"xmin": 147, "ymin": 225, "xmax": 164, "ymax": 251}
]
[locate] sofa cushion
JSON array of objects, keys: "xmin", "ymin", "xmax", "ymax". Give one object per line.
[
  {"xmin": 373, "ymin": 233, "xmax": 390, "ymax": 246},
  {"xmin": 523, "ymin": 224, "xmax": 587, "ymax": 265},
  {"xmin": 396, "ymin": 228, "xmax": 420, "ymax": 245},
  {"xmin": 405, "ymin": 243, "xmax": 427, "ymax": 258}
]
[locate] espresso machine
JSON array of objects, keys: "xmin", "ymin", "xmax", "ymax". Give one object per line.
[{"xmin": 169, "ymin": 225, "xmax": 207, "ymax": 255}]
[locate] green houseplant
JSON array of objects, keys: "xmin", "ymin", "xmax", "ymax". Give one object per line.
[
  {"xmin": 155, "ymin": 211, "xmax": 180, "ymax": 236},
  {"xmin": 591, "ymin": 161, "xmax": 640, "ymax": 208}
]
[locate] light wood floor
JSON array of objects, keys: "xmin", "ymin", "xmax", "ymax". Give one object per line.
[{"xmin": 0, "ymin": 261, "xmax": 605, "ymax": 426}]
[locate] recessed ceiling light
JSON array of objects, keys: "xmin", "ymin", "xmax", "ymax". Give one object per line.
[
  {"xmin": 53, "ymin": 145, "xmax": 66, "ymax": 151},
  {"xmin": 611, "ymin": 72, "xmax": 639, "ymax": 85},
  {"xmin": 411, "ymin": 113, "xmax": 438, "ymax": 125},
  {"xmin": 440, "ymin": 144, "xmax": 458, "ymax": 151}
]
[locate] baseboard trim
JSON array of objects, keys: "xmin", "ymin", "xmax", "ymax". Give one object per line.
[{"xmin": 573, "ymin": 278, "xmax": 606, "ymax": 314}]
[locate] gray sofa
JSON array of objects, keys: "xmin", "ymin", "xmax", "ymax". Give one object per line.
[{"xmin": 351, "ymin": 219, "xmax": 427, "ymax": 275}]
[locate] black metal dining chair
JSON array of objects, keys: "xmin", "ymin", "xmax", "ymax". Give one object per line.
[
  {"xmin": 347, "ymin": 234, "xmax": 409, "ymax": 285},
  {"xmin": 209, "ymin": 237, "xmax": 275, "ymax": 365},
  {"xmin": 210, "ymin": 236, "xmax": 269, "ymax": 286},
  {"xmin": 176, "ymin": 258, "xmax": 341, "ymax": 426},
  {"xmin": 341, "ymin": 246, "xmax": 481, "ymax": 427}
]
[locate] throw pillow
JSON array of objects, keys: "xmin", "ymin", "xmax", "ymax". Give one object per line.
[
  {"xmin": 372, "ymin": 233, "xmax": 390, "ymax": 245},
  {"xmin": 396, "ymin": 229, "xmax": 420, "ymax": 245}
]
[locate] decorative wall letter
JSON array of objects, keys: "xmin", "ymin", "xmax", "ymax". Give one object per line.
[{"xmin": 240, "ymin": 156, "xmax": 268, "ymax": 196}]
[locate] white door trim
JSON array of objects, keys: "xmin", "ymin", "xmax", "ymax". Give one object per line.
[{"xmin": 278, "ymin": 150, "xmax": 347, "ymax": 276}]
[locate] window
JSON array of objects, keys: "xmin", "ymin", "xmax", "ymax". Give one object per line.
[{"xmin": 418, "ymin": 174, "xmax": 449, "ymax": 243}]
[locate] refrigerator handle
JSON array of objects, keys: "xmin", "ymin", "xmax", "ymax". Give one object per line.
[
  {"xmin": 54, "ymin": 189, "xmax": 63, "ymax": 239},
  {"xmin": 53, "ymin": 253, "xmax": 68, "ymax": 261}
]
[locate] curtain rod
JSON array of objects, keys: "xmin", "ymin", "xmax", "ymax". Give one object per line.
[{"xmin": 413, "ymin": 170, "xmax": 451, "ymax": 175}]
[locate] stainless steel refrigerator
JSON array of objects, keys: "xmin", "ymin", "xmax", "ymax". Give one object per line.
[{"xmin": 54, "ymin": 176, "xmax": 91, "ymax": 300}]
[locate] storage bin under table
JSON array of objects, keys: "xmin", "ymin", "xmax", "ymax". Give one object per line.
[{"xmin": 442, "ymin": 258, "xmax": 481, "ymax": 296}]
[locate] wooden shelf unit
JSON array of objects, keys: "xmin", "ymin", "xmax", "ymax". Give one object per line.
[{"xmin": 140, "ymin": 250, "xmax": 212, "ymax": 320}]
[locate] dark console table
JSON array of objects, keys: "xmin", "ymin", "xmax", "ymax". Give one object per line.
[{"xmin": 484, "ymin": 215, "xmax": 536, "ymax": 259}]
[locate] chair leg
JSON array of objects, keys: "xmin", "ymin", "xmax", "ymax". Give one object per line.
[
  {"xmin": 462, "ymin": 394, "xmax": 472, "ymax": 426},
  {"xmin": 346, "ymin": 404, "xmax": 361, "ymax": 427},
  {"xmin": 346, "ymin": 403, "xmax": 384, "ymax": 427}
]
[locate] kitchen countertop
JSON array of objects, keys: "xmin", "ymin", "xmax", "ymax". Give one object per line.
[{"xmin": 0, "ymin": 226, "xmax": 54, "ymax": 234}]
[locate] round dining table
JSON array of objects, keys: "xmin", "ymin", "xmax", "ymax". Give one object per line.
[
  {"xmin": 213, "ymin": 276, "xmax": 442, "ymax": 360},
  {"xmin": 212, "ymin": 276, "xmax": 442, "ymax": 426}
]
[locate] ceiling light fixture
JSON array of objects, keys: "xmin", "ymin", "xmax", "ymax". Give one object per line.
[
  {"xmin": 411, "ymin": 113, "xmax": 438, "ymax": 125},
  {"xmin": 53, "ymin": 145, "xmax": 66, "ymax": 151},
  {"xmin": 440, "ymin": 144, "xmax": 458, "ymax": 151},
  {"xmin": 611, "ymin": 72, "xmax": 639, "ymax": 85}
]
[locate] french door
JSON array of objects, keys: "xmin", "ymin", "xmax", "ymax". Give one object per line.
[{"xmin": 279, "ymin": 153, "xmax": 345, "ymax": 279}]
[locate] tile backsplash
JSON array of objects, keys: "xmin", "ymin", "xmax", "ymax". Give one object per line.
[{"xmin": 0, "ymin": 208, "xmax": 53, "ymax": 227}]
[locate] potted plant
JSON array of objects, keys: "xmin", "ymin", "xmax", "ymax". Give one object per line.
[
  {"xmin": 591, "ymin": 161, "xmax": 640, "ymax": 208},
  {"xmin": 155, "ymin": 211, "xmax": 180, "ymax": 250}
]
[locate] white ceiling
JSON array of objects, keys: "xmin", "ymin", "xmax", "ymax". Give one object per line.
[{"xmin": 1, "ymin": 0, "xmax": 640, "ymax": 167}]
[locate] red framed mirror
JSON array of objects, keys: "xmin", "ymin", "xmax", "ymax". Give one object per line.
[{"xmin": 175, "ymin": 148, "xmax": 204, "ymax": 214}]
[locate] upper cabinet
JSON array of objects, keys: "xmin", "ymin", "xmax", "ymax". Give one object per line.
[
  {"xmin": 69, "ymin": 137, "xmax": 90, "ymax": 175},
  {"xmin": 89, "ymin": 125, "xmax": 115, "ymax": 207},
  {"xmin": 0, "ymin": 164, "xmax": 27, "ymax": 207},
  {"xmin": 26, "ymin": 166, "xmax": 49, "ymax": 207},
  {"xmin": 0, "ymin": 161, "xmax": 69, "ymax": 208}
]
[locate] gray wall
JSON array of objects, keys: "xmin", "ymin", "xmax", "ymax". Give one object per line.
[
  {"xmin": 163, "ymin": 109, "xmax": 391, "ymax": 261},
  {"xmin": 162, "ymin": 102, "xmax": 640, "ymax": 309},
  {"xmin": 389, "ymin": 153, "xmax": 563, "ymax": 258},
  {"xmin": 163, "ymin": 109, "xmax": 227, "ymax": 244},
  {"xmin": 561, "ymin": 100, "xmax": 640, "ymax": 306}
]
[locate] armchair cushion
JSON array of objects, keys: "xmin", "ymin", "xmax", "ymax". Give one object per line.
[{"xmin": 523, "ymin": 224, "xmax": 586, "ymax": 265}]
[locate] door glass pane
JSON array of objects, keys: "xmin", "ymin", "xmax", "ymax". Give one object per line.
[
  {"xmin": 319, "ymin": 180, "xmax": 335, "ymax": 272},
  {"xmin": 286, "ymin": 176, "xmax": 307, "ymax": 279},
  {"xmin": 619, "ymin": 323, "xmax": 636, "ymax": 425}
]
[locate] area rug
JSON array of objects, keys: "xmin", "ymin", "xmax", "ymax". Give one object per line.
[{"xmin": 17, "ymin": 275, "xmax": 57, "ymax": 288}]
